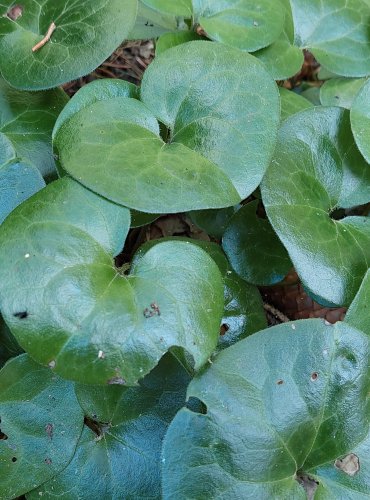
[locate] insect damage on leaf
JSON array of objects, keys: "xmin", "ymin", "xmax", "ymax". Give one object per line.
[
  {"xmin": 5, "ymin": 4, "xmax": 23, "ymax": 20},
  {"xmin": 334, "ymin": 454, "xmax": 360, "ymax": 476}
]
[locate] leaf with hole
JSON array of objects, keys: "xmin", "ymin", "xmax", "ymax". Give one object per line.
[
  {"xmin": 0, "ymin": 354, "xmax": 84, "ymax": 499},
  {"xmin": 0, "ymin": 178, "xmax": 224, "ymax": 385},
  {"xmin": 54, "ymin": 41, "xmax": 280, "ymax": 213},
  {"xmin": 0, "ymin": 0, "xmax": 138, "ymax": 90},
  {"xmin": 261, "ymin": 107, "xmax": 370, "ymax": 306},
  {"xmin": 163, "ymin": 319, "xmax": 370, "ymax": 498}
]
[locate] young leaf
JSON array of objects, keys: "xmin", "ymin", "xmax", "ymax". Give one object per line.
[
  {"xmin": 192, "ymin": 0, "xmax": 285, "ymax": 52},
  {"xmin": 0, "ymin": 160, "xmax": 45, "ymax": 224},
  {"xmin": 0, "ymin": 78, "xmax": 68, "ymax": 179},
  {"xmin": 320, "ymin": 78, "xmax": 366, "ymax": 109},
  {"xmin": 156, "ymin": 31, "xmax": 202, "ymax": 56},
  {"xmin": 55, "ymin": 42, "xmax": 280, "ymax": 212},
  {"xmin": 261, "ymin": 107, "xmax": 370, "ymax": 306},
  {"xmin": 0, "ymin": 0, "xmax": 138, "ymax": 90},
  {"xmin": 163, "ymin": 319, "xmax": 370, "ymax": 498},
  {"xmin": 0, "ymin": 179, "xmax": 223, "ymax": 385},
  {"xmin": 28, "ymin": 354, "xmax": 190, "ymax": 499},
  {"xmin": 350, "ymin": 78, "xmax": 370, "ymax": 164},
  {"xmin": 289, "ymin": 0, "xmax": 370, "ymax": 77},
  {"xmin": 222, "ymin": 200, "xmax": 292, "ymax": 286},
  {"xmin": 0, "ymin": 354, "xmax": 84, "ymax": 499}
]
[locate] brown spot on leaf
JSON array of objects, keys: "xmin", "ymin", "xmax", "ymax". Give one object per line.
[
  {"xmin": 0, "ymin": 430, "xmax": 8, "ymax": 440},
  {"xmin": 296, "ymin": 473, "xmax": 319, "ymax": 500},
  {"xmin": 310, "ymin": 372, "xmax": 318, "ymax": 381},
  {"xmin": 44, "ymin": 458, "xmax": 52, "ymax": 465},
  {"xmin": 277, "ymin": 379, "xmax": 284, "ymax": 385},
  {"xmin": 45, "ymin": 423, "xmax": 53, "ymax": 440},
  {"xmin": 220, "ymin": 324, "xmax": 229, "ymax": 336},
  {"xmin": 13, "ymin": 311, "xmax": 28, "ymax": 319},
  {"xmin": 107, "ymin": 376, "xmax": 126, "ymax": 385},
  {"xmin": 6, "ymin": 4, "xmax": 23, "ymax": 20},
  {"xmin": 335, "ymin": 453, "xmax": 360, "ymax": 476},
  {"xmin": 11, "ymin": 457, "xmax": 17, "ymax": 462}
]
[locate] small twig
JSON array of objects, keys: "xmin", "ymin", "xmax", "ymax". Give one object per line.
[
  {"xmin": 263, "ymin": 302, "xmax": 290, "ymax": 323},
  {"xmin": 32, "ymin": 22, "xmax": 56, "ymax": 53}
]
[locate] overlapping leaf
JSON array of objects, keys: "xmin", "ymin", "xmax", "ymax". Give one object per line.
[
  {"xmin": 279, "ymin": 87, "xmax": 313, "ymax": 121},
  {"xmin": 0, "ymin": 178, "xmax": 223, "ymax": 385},
  {"xmin": 54, "ymin": 42, "xmax": 280, "ymax": 213},
  {"xmin": 320, "ymin": 77, "xmax": 366, "ymax": 109},
  {"xmin": 0, "ymin": 354, "xmax": 84, "ymax": 499},
  {"xmin": 0, "ymin": 78, "xmax": 68, "ymax": 178},
  {"xmin": 28, "ymin": 354, "xmax": 190, "ymax": 499},
  {"xmin": 345, "ymin": 269, "xmax": 370, "ymax": 334},
  {"xmin": 290, "ymin": 0, "xmax": 370, "ymax": 77},
  {"xmin": 351, "ymin": 78, "xmax": 370, "ymax": 163},
  {"xmin": 262, "ymin": 107, "xmax": 370, "ymax": 306},
  {"xmin": 0, "ymin": 0, "xmax": 138, "ymax": 90},
  {"xmin": 163, "ymin": 319, "xmax": 370, "ymax": 498}
]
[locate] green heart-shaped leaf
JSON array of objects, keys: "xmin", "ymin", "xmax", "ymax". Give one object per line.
[
  {"xmin": 0, "ymin": 178, "xmax": 223, "ymax": 385},
  {"xmin": 345, "ymin": 269, "xmax": 370, "ymax": 334},
  {"xmin": 192, "ymin": 0, "xmax": 285, "ymax": 52},
  {"xmin": 0, "ymin": 0, "xmax": 138, "ymax": 90},
  {"xmin": 222, "ymin": 200, "xmax": 292, "ymax": 286},
  {"xmin": 290, "ymin": 0, "xmax": 370, "ymax": 77},
  {"xmin": 320, "ymin": 78, "xmax": 366, "ymax": 109},
  {"xmin": 27, "ymin": 354, "xmax": 190, "ymax": 499},
  {"xmin": 279, "ymin": 87, "xmax": 313, "ymax": 121},
  {"xmin": 0, "ymin": 78, "xmax": 68, "ymax": 179},
  {"xmin": 261, "ymin": 107, "xmax": 370, "ymax": 306},
  {"xmin": 0, "ymin": 354, "xmax": 84, "ymax": 499},
  {"xmin": 162, "ymin": 319, "xmax": 370, "ymax": 498},
  {"xmin": 350, "ymin": 78, "xmax": 370, "ymax": 164},
  {"xmin": 0, "ymin": 160, "xmax": 45, "ymax": 224},
  {"xmin": 55, "ymin": 42, "xmax": 280, "ymax": 213}
]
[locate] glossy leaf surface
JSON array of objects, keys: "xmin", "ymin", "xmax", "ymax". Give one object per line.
[
  {"xmin": 0, "ymin": 160, "xmax": 45, "ymax": 224},
  {"xmin": 279, "ymin": 87, "xmax": 313, "ymax": 121},
  {"xmin": 0, "ymin": 0, "xmax": 138, "ymax": 90},
  {"xmin": 193, "ymin": 0, "xmax": 285, "ymax": 52},
  {"xmin": 262, "ymin": 107, "xmax": 370, "ymax": 306},
  {"xmin": 0, "ymin": 78, "xmax": 68, "ymax": 178},
  {"xmin": 141, "ymin": 0, "xmax": 192, "ymax": 17},
  {"xmin": 0, "ymin": 179, "xmax": 223, "ymax": 385},
  {"xmin": 0, "ymin": 313, "xmax": 22, "ymax": 368},
  {"xmin": 290, "ymin": 0, "xmax": 370, "ymax": 76},
  {"xmin": 28, "ymin": 354, "xmax": 190, "ymax": 499},
  {"xmin": 55, "ymin": 42, "xmax": 280, "ymax": 212},
  {"xmin": 0, "ymin": 354, "xmax": 84, "ymax": 499},
  {"xmin": 351, "ymin": 78, "xmax": 370, "ymax": 164},
  {"xmin": 222, "ymin": 200, "xmax": 292, "ymax": 286},
  {"xmin": 345, "ymin": 269, "xmax": 370, "ymax": 334},
  {"xmin": 163, "ymin": 319, "xmax": 370, "ymax": 498}
]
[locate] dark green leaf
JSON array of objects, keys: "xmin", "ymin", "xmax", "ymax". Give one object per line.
[
  {"xmin": 0, "ymin": 0, "xmax": 138, "ymax": 90},
  {"xmin": 28, "ymin": 354, "xmax": 190, "ymax": 499},
  {"xmin": 163, "ymin": 319, "xmax": 370, "ymax": 498},
  {"xmin": 192, "ymin": 0, "xmax": 285, "ymax": 52},
  {"xmin": 279, "ymin": 87, "xmax": 313, "ymax": 121},
  {"xmin": 261, "ymin": 107, "xmax": 370, "ymax": 306},
  {"xmin": 320, "ymin": 78, "xmax": 366, "ymax": 109},
  {"xmin": 222, "ymin": 200, "xmax": 292, "ymax": 286},
  {"xmin": 55, "ymin": 42, "xmax": 280, "ymax": 212},
  {"xmin": 0, "ymin": 313, "xmax": 23, "ymax": 368},
  {"xmin": 290, "ymin": 0, "xmax": 370, "ymax": 77},
  {"xmin": 0, "ymin": 160, "xmax": 45, "ymax": 224},
  {"xmin": 350, "ymin": 78, "xmax": 370, "ymax": 164},
  {"xmin": 156, "ymin": 31, "xmax": 202, "ymax": 55},
  {"xmin": 0, "ymin": 78, "xmax": 68, "ymax": 179},
  {"xmin": 189, "ymin": 205, "xmax": 240, "ymax": 239},
  {"xmin": 0, "ymin": 354, "xmax": 84, "ymax": 499},
  {"xmin": 0, "ymin": 179, "xmax": 223, "ymax": 385}
]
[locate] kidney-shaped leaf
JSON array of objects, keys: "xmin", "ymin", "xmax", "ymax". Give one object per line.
[
  {"xmin": 290, "ymin": 0, "xmax": 370, "ymax": 77},
  {"xmin": 0, "ymin": 178, "xmax": 223, "ymax": 385},
  {"xmin": 0, "ymin": 354, "xmax": 84, "ymax": 499},
  {"xmin": 320, "ymin": 77, "xmax": 366, "ymax": 109},
  {"xmin": 0, "ymin": 160, "xmax": 45, "ymax": 224},
  {"xmin": 28, "ymin": 354, "xmax": 190, "ymax": 499},
  {"xmin": 192, "ymin": 0, "xmax": 285, "ymax": 52},
  {"xmin": 0, "ymin": 78, "xmax": 68, "ymax": 179},
  {"xmin": 162, "ymin": 319, "xmax": 370, "ymax": 498},
  {"xmin": 54, "ymin": 42, "xmax": 280, "ymax": 213},
  {"xmin": 261, "ymin": 107, "xmax": 370, "ymax": 306},
  {"xmin": 0, "ymin": 0, "xmax": 138, "ymax": 90},
  {"xmin": 351, "ymin": 78, "xmax": 370, "ymax": 164}
]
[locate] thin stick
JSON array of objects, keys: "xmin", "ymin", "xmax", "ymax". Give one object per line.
[{"xmin": 32, "ymin": 22, "xmax": 56, "ymax": 53}]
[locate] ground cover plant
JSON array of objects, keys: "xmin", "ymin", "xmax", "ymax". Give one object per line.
[{"xmin": 0, "ymin": 0, "xmax": 370, "ymax": 498}]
